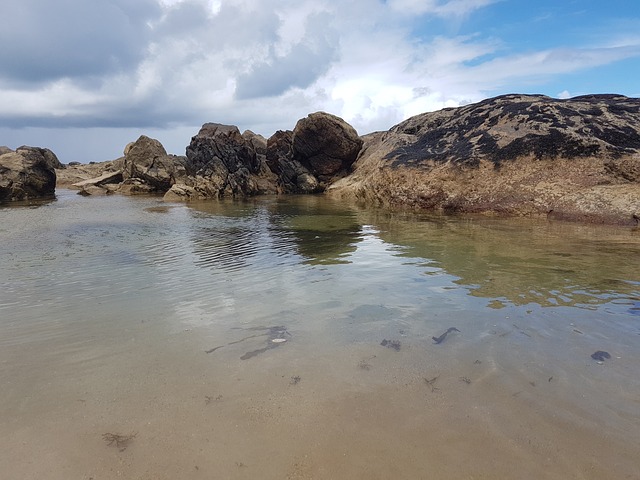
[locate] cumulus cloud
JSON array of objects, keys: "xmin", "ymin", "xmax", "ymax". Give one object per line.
[{"xmin": 0, "ymin": 0, "xmax": 639, "ymax": 162}]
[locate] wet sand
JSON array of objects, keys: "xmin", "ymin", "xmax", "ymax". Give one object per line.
[{"xmin": 2, "ymin": 311, "xmax": 639, "ymax": 480}]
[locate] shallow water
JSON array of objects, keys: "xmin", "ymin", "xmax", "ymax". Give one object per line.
[{"xmin": 1, "ymin": 190, "xmax": 639, "ymax": 479}]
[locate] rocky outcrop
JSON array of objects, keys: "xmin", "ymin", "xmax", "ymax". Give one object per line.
[
  {"xmin": 0, "ymin": 146, "xmax": 59, "ymax": 202},
  {"xmin": 292, "ymin": 112, "xmax": 362, "ymax": 188},
  {"xmin": 173, "ymin": 123, "xmax": 276, "ymax": 199},
  {"xmin": 266, "ymin": 130, "xmax": 319, "ymax": 193},
  {"xmin": 328, "ymin": 94, "xmax": 640, "ymax": 225},
  {"xmin": 262, "ymin": 112, "xmax": 362, "ymax": 193},
  {"xmin": 122, "ymin": 135, "xmax": 187, "ymax": 193}
]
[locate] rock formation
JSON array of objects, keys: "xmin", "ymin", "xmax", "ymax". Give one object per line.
[
  {"xmin": 266, "ymin": 130, "xmax": 319, "ymax": 193},
  {"xmin": 0, "ymin": 146, "xmax": 60, "ymax": 202},
  {"xmin": 292, "ymin": 112, "xmax": 363, "ymax": 185},
  {"xmin": 121, "ymin": 135, "xmax": 187, "ymax": 194},
  {"xmin": 168, "ymin": 123, "xmax": 270, "ymax": 199},
  {"xmin": 328, "ymin": 94, "xmax": 640, "ymax": 225},
  {"xmin": 48, "ymin": 94, "xmax": 639, "ymax": 225},
  {"xmin": 262, "ymin": 112, "xmax": 363, "ymax": 193}
]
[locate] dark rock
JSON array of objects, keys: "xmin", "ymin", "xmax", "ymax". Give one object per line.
[
  {"xmin": 185, "ymin": 123, "xmax": 271, "ymax": 198},
  {"xmin": 591, "ymin": 351, "xmax": 611, "ymax": 361},
  {"xmin": 0, "ymin": 146, "xmax": 58, "ymax": 202},
  {"xmin": 292, "ymin": 112, "xmax": 363, "ymax": 187},
  {"xmin": 384, "ymin": 94, "xmax": 640, "ymax": 168},
  {"xmin": 266, "ymin": 130, "xmax": 320, "ymax": 193}
]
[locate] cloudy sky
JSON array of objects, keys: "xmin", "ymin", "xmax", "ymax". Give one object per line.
[{"xmin": 1, "ymin": 0, "xmax": 639, "ymax": 162}]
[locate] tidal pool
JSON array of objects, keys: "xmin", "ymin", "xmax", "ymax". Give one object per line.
[{"xmin": 1, "ymin": 190, "xmax": 639, "ymax": 479}]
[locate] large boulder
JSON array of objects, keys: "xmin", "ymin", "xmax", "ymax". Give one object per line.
[
  {"xmin": 122, "ymin": 135, "xmax": 186, "ymax": 192},
  {"xmin": 292, "ymin": 112, "xmax": 363, "ymax": 187},
  {"xmin": 328, "ymin": 94, "xmax": 640, "ymax": 225},
  {"xmin": 0, "ymin": 146, "xmax": 59, "ymax": 202},
  {"xmin": 182, "ymin": 123, "xmax": 276, "ymax": 198}
]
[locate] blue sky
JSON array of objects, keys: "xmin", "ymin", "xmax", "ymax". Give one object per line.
[{"xmin": 0, "ymin": 0, "xmax": 639, "ymax": 163}]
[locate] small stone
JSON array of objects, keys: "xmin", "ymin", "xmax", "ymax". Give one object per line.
[
  {"xmin": 272, "ymin": 338, "xmax": 287, "ymax": 343},
  {"xmin": 591, "ymin": 350, "xmax": 611, "ymax": 361}
]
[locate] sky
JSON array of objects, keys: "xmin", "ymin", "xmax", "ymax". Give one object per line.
[{"xmin": 1, "ymin": 0, "xmax": 639, "ymax": 163}]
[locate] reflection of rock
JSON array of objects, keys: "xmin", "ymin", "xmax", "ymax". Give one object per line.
[
  {"xmin": 329, "ymin": 94, "xmax": 640, "ymax": 225},
  {"xmin": 362, "ymin": 209, "xmax": 640, "ymax": 308},
  {"xmin": 268, "ymin": 197, "xmax": 362, "ymax": 265},
  {"xmin": 0, "ymin": 146, "xmax": 59, "ymax": 202}
]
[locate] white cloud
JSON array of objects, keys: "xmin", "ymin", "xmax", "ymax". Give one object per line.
[
  {"xmin": 388, "ymin": 0, "xmax": 501, "ymax": 17},
  {"xmin": 0, "ymin": 0, "xmax": 639, "ymax": 161}
]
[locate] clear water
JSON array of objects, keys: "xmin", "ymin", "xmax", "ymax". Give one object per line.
[{"xmin": 1, "ymin": 190, "xmax": 639, "ymax": 479}]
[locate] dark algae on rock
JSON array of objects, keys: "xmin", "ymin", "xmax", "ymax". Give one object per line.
[{"xmin": 385, "ymin": 94, "xmax": 640, "ymax": 168}]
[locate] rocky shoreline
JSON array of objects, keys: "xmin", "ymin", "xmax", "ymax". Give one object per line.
[{"xmin": 3, "ymin": 94, "xmax": 639, "ymax": 225}]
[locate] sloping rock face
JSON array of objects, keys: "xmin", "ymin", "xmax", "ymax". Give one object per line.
[
  {"xmin": 122, "ymin": 135, "xmax": 187, "ymax": 193},
  {"xmin": 177, "ymin": 123, "xmax": 275, "ymax": 198},
  {"xmin": 328, "ymin": 94, "xmax": 640, "ymax": 225},
  {"xmin": 266, "ymin": 130, "xmax": 319, "ymax": 193},
  {"xmin": 0, "ymin": 146, "xmax": 59, "ymax": 202}
]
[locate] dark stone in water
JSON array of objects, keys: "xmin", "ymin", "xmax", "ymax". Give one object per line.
[
  {"xmin": 380, "ymin": 339, "xmax": 401, "ymax": 351},
  {"xmin": 591, "ymin": 350, "xmax": 611, "ymax": 361},
  {"xmin": 432, "ymin": 327, "xmax": 461, "ymax": 344}
]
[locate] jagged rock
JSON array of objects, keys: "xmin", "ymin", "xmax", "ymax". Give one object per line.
[
  {"xmin": 122, "ymin": 135, "xmax": 186, "ymax": 192},
  {"xmin": 0, "ymin": 146, "xmax": 58, "ymax": 202},
  {"xmin": 266, "ymin": 130, "xmax": 320, "ymax": 193},
  {"xmin": 292, "ymin": 112, "xmax": 363, "ymax": 186},
  {"xmin": 328, "ymin": 94, "xmax": 640, "ymax": 225},
  {"xmin": 185, "ymin": 123, "xmax": 276, "ymax": 198}
]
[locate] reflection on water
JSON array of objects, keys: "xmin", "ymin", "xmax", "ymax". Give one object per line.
[
  {"xmin": 1, "ymin": 190, "xmax": 639, "ymax": 479},
  {"xmin": 361, "ymin": 210, "xmax": 640, "ymax": 309}
]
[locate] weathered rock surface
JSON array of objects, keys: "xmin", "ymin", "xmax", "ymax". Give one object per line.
[
  {"xmin": 0, "ymin": 146, "xmax": 59, "ymax": 202},
  {"xmin": 122, "ymin": 135, "xmax": 187, "ymax": 192},
  {"xmin": 328, "ymin": 94, "xmax": 640, "ymax": 225},
  {"xmin": 73, "ymin": 170, "xmax": 123, "ymax": 188},
  {"xmin": 292, "ymin": 112, "xmax": 363, "ymax": 187},
  {"xmin": 56, "ymin": 158, "xmax": 123, "ymax": 188},
  {"xmin": 175, "ymin": 123, "xmax": 276, "ymax": 199},
  {"xmin": 266, "ymin": 130, "xmax": 319, "ymax": 193}
]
